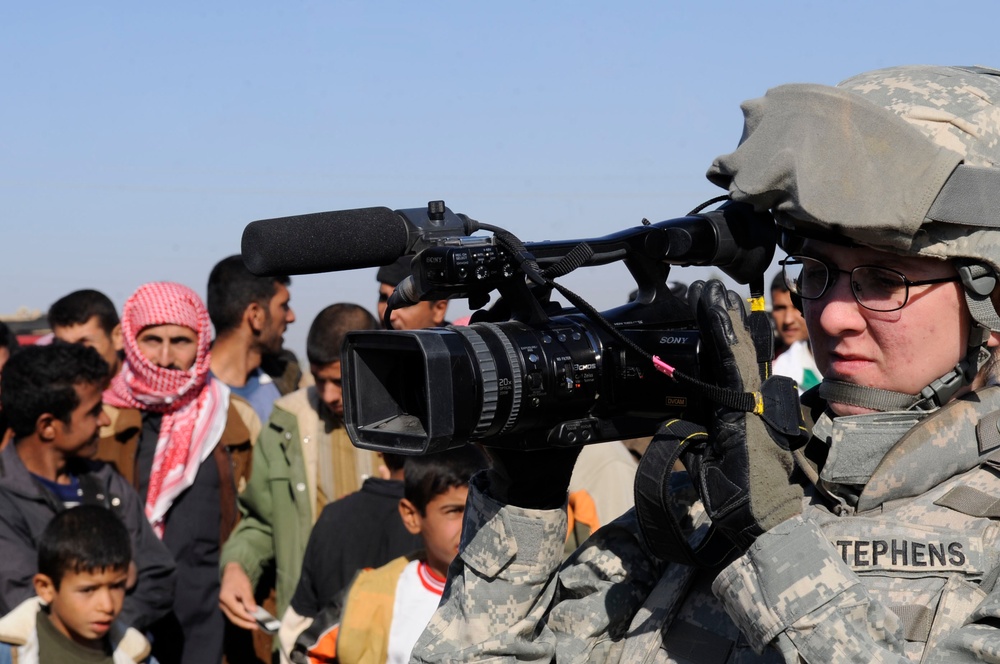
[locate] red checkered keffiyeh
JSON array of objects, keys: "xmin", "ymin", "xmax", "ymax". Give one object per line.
[{"xmin": 105, "ymin": 282, "xmax": 230, "ymax": 537}]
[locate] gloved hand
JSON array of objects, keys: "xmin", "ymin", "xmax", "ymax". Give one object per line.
[
  {"xmin": 684, "ymin": 280, "xmax": 805, "ymax": 549},
  {"xmin": 485, "ymin": 446, "xmax": 582, "ymax": 510}
]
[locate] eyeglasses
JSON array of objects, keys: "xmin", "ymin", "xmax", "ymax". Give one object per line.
[{"xmin": 779, "ymin": 255, "xmax": 961, "ymax": 312}]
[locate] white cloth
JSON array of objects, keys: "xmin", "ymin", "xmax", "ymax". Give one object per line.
[
  {"xmin": 569, "ymin": 441, "xmax": 638, "ymax": 525},
  {"xmin": 385, "ymin": 560, "xmax": 445, "ymax": 664},
  {"xmin": 772, "ymin": 339, "xmax": 822, "ymax": 394}
]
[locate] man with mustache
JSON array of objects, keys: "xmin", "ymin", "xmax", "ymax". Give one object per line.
[{"xmin": 100, "ymin": 281, "xmax": 253, "ymax": 664}]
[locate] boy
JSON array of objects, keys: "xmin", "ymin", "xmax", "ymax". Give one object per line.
[
  {"xmin": 0, "ymin": 505, "xmax": 150, "ymax": 663},
  {"xmin": 279, "ymin": 452, "xmax": 423, "ymax": 656},
  {"xmin": 292, "ymin": 447, "xmax": 487, "ymax": 664}
]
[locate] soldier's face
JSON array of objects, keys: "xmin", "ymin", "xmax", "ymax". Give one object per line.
[{"xmin": 802, "ymin": 239, "xmax": 973, "ymax": 416}]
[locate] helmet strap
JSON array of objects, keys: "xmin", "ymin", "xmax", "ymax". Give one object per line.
[{"xmin": 820, "ymin": 321, "xmax": 992, "ymax": 413}]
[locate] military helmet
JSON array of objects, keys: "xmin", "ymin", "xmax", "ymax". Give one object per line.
[
  {"xmin": 708, "ymin": 65, "xmax": 1000, "ymax": 410},
  {"xmin": 709, "ymin": 65, "xmax": 1000, "ymax": 273}
]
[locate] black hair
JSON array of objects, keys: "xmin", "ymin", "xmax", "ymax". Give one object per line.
[
  {"xmin": 0, "ymin": 343, "xmax": 109, "ymax": 439},
  {"xmin": 207, "ymin": 255, "xmax": 291, "ymax": 334},
  {"xmin": 770, "ymin": 271, "xmax": 790, "ymax": 294},
  {"xmin": 375, "ymin": 256, "xmax": 412, "ymax": 287},
  {"xmin": 48, "ymin": 290, "xmax": 120, "ymax": 336},
  {"xmin": 382, "ymin": 453, "xmax": 406, "ymax": 472},
  {"xmin": 0, "ymin": 321, "xmax": 20, "ymax": 354},
  {"xmin": 38, "ymin": 505, "xmax": 131, "ymax": 589},
  {"xmin": 306, "ymin": 303, "xmax": 378, "ymax": 366},
  {"xmin": 403, "ymin": 446, "xmax": 488, "ymax": 514}
]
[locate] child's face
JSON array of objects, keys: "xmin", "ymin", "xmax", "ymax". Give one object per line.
[
  {"xmin": 33, "ymin": 566, "xmax": 129, "ymax": 648},
  {"xmin": 401, "ymin": 485, "xmax": 469, "ymax": 576}
]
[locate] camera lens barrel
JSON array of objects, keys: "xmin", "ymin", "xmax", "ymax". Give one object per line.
[{"xmin": 343, "ymin": 310, "xmax": 698, "ymax": 454}]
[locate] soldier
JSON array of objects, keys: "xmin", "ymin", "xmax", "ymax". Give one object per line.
[{"xmin": 414, "ymin": 65, "xmax": 1000, "ymax": 663}]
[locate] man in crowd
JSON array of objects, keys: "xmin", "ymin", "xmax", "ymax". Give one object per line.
[
  {"xmin": 49, "ymin": 289, "xmax": 124, "ymax": 379},
  {"xmin": 218, "ymin": 303, "xmax": 384, "ymax": 658},
  {"xmin": 101, "ymin": 281, "xmax": 253, "ymax": 664},
  {"xmin": 0, "ymin": 321, "xmax": 21, "ymax": 448},
  {"xmin": 415, "ymin": 65, "xmax": 1000, "ymax": 662},
  {"xmin": 207, "ymin": 255, "xmax": 296, "ymax": 426},
  {"xmin": 0, "ymin": 343, "xmax": 175, "ymax": 634},
  {"xmin": 769, "ymin": 272, "xmax": 822, "ymax": 393},
  {"xmin": 377, "ymin": 257, "xmax": 449, "ymax": 330}
]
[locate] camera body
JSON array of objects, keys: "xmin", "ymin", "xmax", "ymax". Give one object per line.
[
  {"xmin": 340, "ymin": 201, "xmax": 775, "ymax": 454},
  {"xmin": 344, "ymin": 293, "xmax": 702, "ymax": 454}
]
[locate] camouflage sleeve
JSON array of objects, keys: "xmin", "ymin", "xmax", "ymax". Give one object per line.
[
  {"xmin": 927, "ymin": 588, "xmax": 1000, "ymax": 662},
  {"xmin": 412, "ymin": 471, "xmax": 568, "ymax": 663},
  {"xmin": 413, "ymin": 472, "xmax": 664, "ymax": 663}
]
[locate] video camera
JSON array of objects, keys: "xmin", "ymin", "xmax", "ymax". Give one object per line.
[{"xmin": 241, "ymin": 200, "xmax": 776, "ymax": 454}]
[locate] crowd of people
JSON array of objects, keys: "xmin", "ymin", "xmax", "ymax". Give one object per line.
[
  {"xmin": 0, "ymin": 250, "xmax": 640, "ymax": 663},
  {"xmin": 4, "ymin": 62, "xmax": 1000, "ymax": 664}
]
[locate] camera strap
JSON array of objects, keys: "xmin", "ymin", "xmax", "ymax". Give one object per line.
[
  {"xmin": 634, "ymin": 419, "xmax": 737, "ymax": 568},
  {"xmin": 491, "ymin": 225, "xmax": 785, "ymax": 428}
]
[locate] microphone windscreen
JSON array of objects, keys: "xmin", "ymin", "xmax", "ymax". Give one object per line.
[{"xmin": 241, "ymin": 207, "xmax": 409, "ymax": 276}]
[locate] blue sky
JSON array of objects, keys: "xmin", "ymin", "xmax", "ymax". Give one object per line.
[{"xmin": 2, "ymin": 1, "xmax": 998, "ymax": 358}]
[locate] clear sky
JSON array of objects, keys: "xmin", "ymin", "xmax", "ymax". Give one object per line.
[{"xmin": 3, "ymin": 1, "xmax": 998, "ymax": 358}]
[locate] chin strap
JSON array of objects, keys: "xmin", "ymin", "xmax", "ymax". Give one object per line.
[
  {"xmin": 819, "ymin": 338, "xmax": 988, "ymax": 411},
  {"xmin": 821, "ymin": 274, "xmax": 999, "ymax": 412}
]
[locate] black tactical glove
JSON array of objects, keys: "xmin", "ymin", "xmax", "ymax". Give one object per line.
[
  {"xmin": 684, "ymin": 279, "xmax": 805, "ymax": 549},
  {"xmin": 484, "ymin": 446, "xmax": 582, "ymax": 510}
]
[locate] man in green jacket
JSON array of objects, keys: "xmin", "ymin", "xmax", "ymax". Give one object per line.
[{"xmin": 217, "ymin": 304, "xmax": 380, "ymax": 645}]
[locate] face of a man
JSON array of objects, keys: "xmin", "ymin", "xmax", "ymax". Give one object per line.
[
  {"xmin": 377, "ymin": 283, "xmax": 394, "ymax": 324},
  {"xmin": 312, "ymin": 361, "xmax": 343, "ymax": 419},
  {"xmin": 52, "ymin": 316, "xmax": 123, "ymax": 375},
  {"xmin": 259, "ymin": 283, "xmax": 295, "ymax": 354},
  {"xmin": 53, "ymin": 381, "xmax": 111, "ymax": 459},
  {"xmin": 136, "ymin": 325, "xmax": 199, "ymax": 371},
  {"xmin": 801, "ymin": 239, "xmax": 973, "ymax": 416},
  {"xmin": 771, "ymin": 289, "xmax": 809, "ymax": 347},
  {"xmin": 35, "ymin": 566, "xmax": 129, "ymax": 647}
]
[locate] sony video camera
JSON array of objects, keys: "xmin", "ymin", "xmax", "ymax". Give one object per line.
[{"xmin": 241, "ymin": 200, "xmax": 775, "ymax": 454}]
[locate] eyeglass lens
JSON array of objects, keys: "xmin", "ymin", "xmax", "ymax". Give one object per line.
[{"xmin": 782, "ymin": 256, "xmax": 908, "ymax": 312}]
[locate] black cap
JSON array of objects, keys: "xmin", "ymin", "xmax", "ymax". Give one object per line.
[{"xmin": 375, "ymin": 255, "xmax": 413, "ymax": 286}]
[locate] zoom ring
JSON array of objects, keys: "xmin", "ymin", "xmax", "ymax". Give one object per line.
[
  {"xmin": 477, "ymin": 323, "xmax": 522, "ymax": 435},
  {"xmin": 453, "ymin": 326, "xmax": 499, "ymax": 438}
]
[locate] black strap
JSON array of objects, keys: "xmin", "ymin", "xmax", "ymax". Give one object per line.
[{"xmin": 633, "ymin": 420, "xmax": 736, "ymax": 568}]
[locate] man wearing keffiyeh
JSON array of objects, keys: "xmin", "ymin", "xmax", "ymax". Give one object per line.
[{"xmin": 99, "ymin": 282, "xmax": 254, "ymax": 664}]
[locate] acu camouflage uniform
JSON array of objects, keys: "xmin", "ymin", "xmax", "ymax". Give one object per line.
[
  {"xmin": 415, "ymin": 66, "xmax": 1000, "ymax": 663},
  {"xmin": 415, "ymin": 387, "xmax": 1000, "ymax": 663}
]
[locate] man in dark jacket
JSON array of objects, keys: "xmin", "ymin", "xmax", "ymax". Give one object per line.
[{"xmin": 0, "ymin": 343, "xmax": 175, "ymax": 631}]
